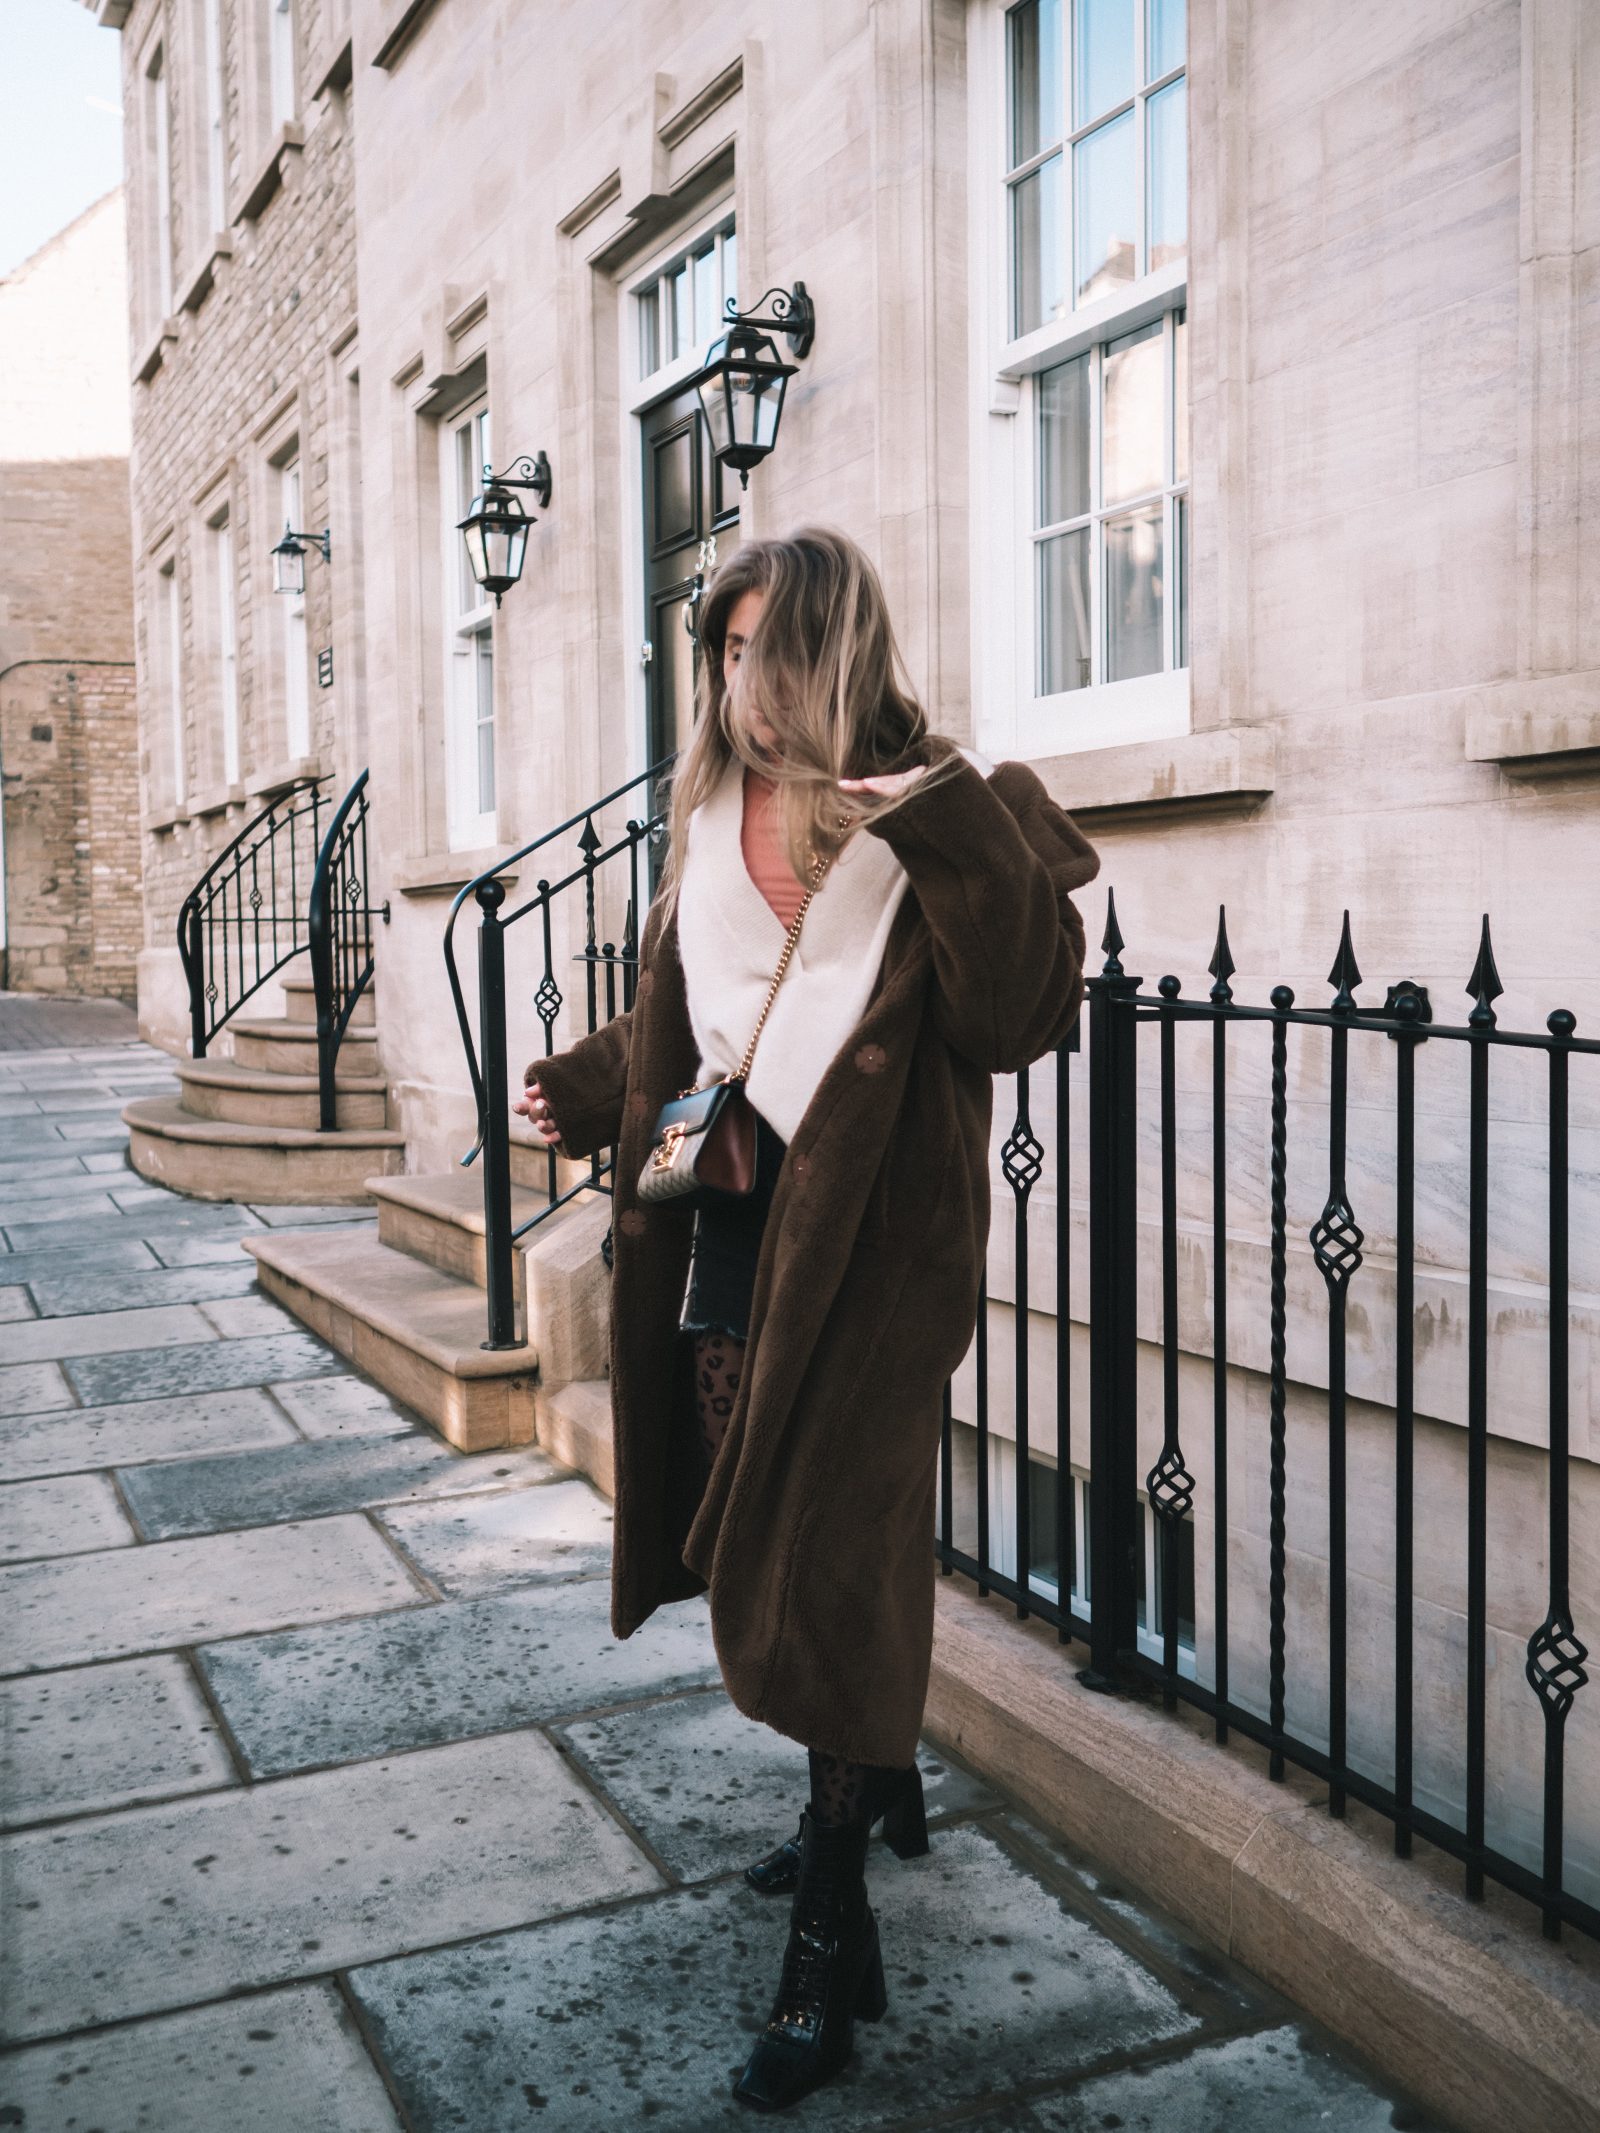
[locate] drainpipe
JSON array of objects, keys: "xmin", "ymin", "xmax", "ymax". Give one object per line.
[{"xmin": 0, "ymin": 658, "xmax": 137, "ymax": 991}]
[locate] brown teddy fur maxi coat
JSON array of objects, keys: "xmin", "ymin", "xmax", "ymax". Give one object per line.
[{"xmin": 530, "ymin": 730, "xmax": 1100, "ymax": 1767}]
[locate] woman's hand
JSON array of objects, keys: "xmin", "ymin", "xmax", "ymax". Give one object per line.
[
  {"xmin": 838, "ymin": 764, "xmax": 930, "ymax": 799},
  {"xmin": 513, "ymin": 1077, "xmax": 563, "ymax": 1145}
]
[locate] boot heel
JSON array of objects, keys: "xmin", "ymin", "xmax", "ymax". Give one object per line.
[
  {"xmin": 880, "ymin": 1766, "xmax": 929, "ymax": 1860},
  {"xmin": 854, "ymin": 1929, "xmax": 888, "ymax": 2022}
]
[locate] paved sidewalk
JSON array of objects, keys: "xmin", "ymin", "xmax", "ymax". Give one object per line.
[{"xmin": 0, "ymin": 1036, "xmax": 1451, "ymax": 2131}]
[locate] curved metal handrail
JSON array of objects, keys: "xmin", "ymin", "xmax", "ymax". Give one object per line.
[
  {"xmin": 176, "ymin": 774, "xmax": 331, "ymax": 1058},
  {"xmin": 307, "ymin": 768, "xmax": 390, "ymax": 1130},
  {"xmin": 441, "ymin": 751, "xmax": 675, "ymax": 1160}
]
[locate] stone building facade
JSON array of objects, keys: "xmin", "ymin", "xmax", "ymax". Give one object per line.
[
  {"xmin": 0, "ymin": 191, "xmax": 140, "ymax": 1000},
  {"xmin": 101, "ymin": 0, "xmax": 1600, "ymax": 1968}
]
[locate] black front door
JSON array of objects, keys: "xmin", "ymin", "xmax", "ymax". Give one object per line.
[{"xmin": 640, "ymin": 386, "xmax": 740, "ymax": 772}]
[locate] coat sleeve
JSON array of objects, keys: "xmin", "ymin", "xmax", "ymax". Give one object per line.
[
  {"xmin": 864, "ymin": 756, "xmax": 1101, "ymax": 1073},
  {"xmin": 525, "ymin": 1009, "xmax": 633, "ymax": 1160}
]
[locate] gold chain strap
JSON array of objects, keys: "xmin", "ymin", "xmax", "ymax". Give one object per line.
[{"xmin": 730, "ymin": 842, "xmax": 830, "ymax": 1083}]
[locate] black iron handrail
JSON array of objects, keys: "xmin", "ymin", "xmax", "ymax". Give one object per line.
[
  {"xmin": 307, "ymin": 769, "xmax": 391, "ymax": 1132},
  {"xmin": 441, "ymin": 753, "xmax": 674, "ymax": 1346},
  {"xmin": 177, "ymin": 775, "xmax": 330, "ymax": 1059},
  {"xmin": 940, "ymin": 889, "xmax": 1596, "ymax": 1949}
]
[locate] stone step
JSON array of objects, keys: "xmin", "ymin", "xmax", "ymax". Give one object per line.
[
  {"xmin": 533, "ymin": 1377, "xmax": 615, "ymax": 1498},
  {"xmin": 231, "ymin": 1016, "xmax": 381, "ymax": 1078},
  {"xmin": 175, "ymin": 1057, "xmax": 389, "ymax": 1131},
  {"xmin": 123, "ymin": 1095, "xmax": 405, "ymax": 1204},
  {"xmin": 368, "ymin": 1170, "xmax": 613, "ymax": 1388},
  {"xmin": 243, "ymin": 1227, "xmax": 538, "ymax": 1452},
  {"xmin": 281, "ymin": 974, "xmax": 377, "ymax": 1027}
]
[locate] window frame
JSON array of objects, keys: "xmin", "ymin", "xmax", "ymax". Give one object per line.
[
  {"xmin": 268, "ymin": 0, "xmax": 298, "ymax": 131},
  {"xmin": 278, "ymin": 454, "xmax": 311, "ymax": 760},
  {"xmin": 156, "ymin": 551, "xmax": 185, "ymax": 809},
  {"xmin": 146, "ymin": 40, "xmax": 174, "ymax": 323},
  {"xmin": 969, "ymin": 0, "xmax": 1190, "ymax": 763},
  {"xmin": 628, "ymin": 208, "xmax": 738, "ymax": 406},
  {"xmin": 439, "ymin": 394, "xmax": 497, "ymax": 852},
  {"xmin": 202, "ymin": 0, "xmax": 227, "ymax": 232},
  {"xmin": 210, "ymin": 507, "xmax": 240, "ymax": 787}
]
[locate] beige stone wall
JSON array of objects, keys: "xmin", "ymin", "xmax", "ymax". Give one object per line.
[
  {"xmin": 0, "ymin": 192, "xmax": 139, "ymax": 1001},
  {"xmin": 116, "ymin": 0, "xmax": 361, "ymax": 1049}
]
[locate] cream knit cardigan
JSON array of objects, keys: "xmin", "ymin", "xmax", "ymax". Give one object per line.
[{"xmin": 676, "ymin": 743, "xmax": 996, "ymax": 1144}]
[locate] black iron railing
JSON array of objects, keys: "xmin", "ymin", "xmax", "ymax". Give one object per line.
[
  {"xmin": 944, "ymin": 890, "xmax": 1594, "ymax": 1948},
  {"xmin": 442, "ymin": 756, "xmax": 669, "ymax": 1346},
  {"xmin": 178, "ymin": 768, "xmax": 385, "ymax": 1129},
  {"xmin": 307, "ymin": 769, "xmax": 390, "ymax": 1131}
]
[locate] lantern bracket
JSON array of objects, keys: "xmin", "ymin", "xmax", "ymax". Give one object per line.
[
  {"xmin": 275, "ymin": 525, "xmax": 331, "ymax": 565},
  {"xmin": 481, "ymin": 451, "xmax": 553, "ymax": 510},
  {"xmin": 722, "ymin": 282, "xmax": 815, "ymax": 360}
]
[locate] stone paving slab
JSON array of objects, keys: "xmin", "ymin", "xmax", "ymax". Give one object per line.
[
  {"xmin": 0, "ymin": 1301, "xmax": 219, "ymax": 1366},
  {"xmin": 0, "ymin": 1387, "xmax": 297, "ymax": 1481},
  {"xmin": 0, "ymin": 1189, "xmax": 128, "ymax": 1229},
  {"xmin": 0, "ymin": 1286, "xmax": 35, "ymax": 1321},
  {"xmin": 0, "ymin": 1471, "xmax": 135, "ymax": 1562},
  {"xmin": 0, "ymin": 1359, "xmax": 71, "ymax": 1416},
  {"xmin": 268, "ymin": 1374, "xmax": 419, "ymax": 1438},
  {"xmin": 560, "ymin": 1687, "xmax": 997, "ymax": 1884},
  {"xmin": 0, "ymin": 1513, "xmax": 422, "ymax": 1675},
  {"xmin": 0, "ymin": 1981, "xmax": 406, "ymax": 2133},
  {"xmin": 0, "ymin": 1154, "xmax": 92, "ymax": 1184},
  {"xmin": 0, "ymin": 1728, "xmax": 663, "ymax": 2043},
  {"xmin": 25, "ymin": 1257, "xmax": 263, "ymax": 1317},
  {"xmin": 1, "ymin": 1201, "xmax": 265, "ymax": 1251},
  {"xmin": 0, "ymin": 1235, "xmax": 158, "ymax": 1288},
  {"xmin": 197, "ymin": 1577, "xmax": 723, "ymax": 1778},
  {"xmin": 1020, "ymin": 2022, "xmax": 1435, "ymax": 2131},
  {"xmin": 347, "ymin": 1823, "xmax": 1197, "ymax": 2132},
  {"xmin": 380, "ymin": 1476, "xmax": 616, "ymax": 1593},
  {"xmin": 65, "ymin": 1330, "xmax": 345, "ymax": 1406},
  {"xmin": 249, "ymin": 1203, "xmax": 387, "ymax": 1227},
  {"xmin": 0, "ymin": 1651, "xmax": 237, "ymax": 1829},
  {"xmin": 119, "ymin": 1433, "xmax": 561, "ymax": 1539},
  {"xmin": 148, "ymin": 1231, "xmax": 269, "ymax": 1267},
  {"xmin": 196, "ymin": 1292, "xmax": 308, "ymax": 1339},
  {"xmin": 0, "ymin": 1166, "xmax": 146, "ymax": 1211}
]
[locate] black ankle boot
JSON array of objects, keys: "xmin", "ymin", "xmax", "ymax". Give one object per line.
[
  {"xmin": 733, "ymin": 1809, "xmax": 886, "ymax": 2112},
  {"xmin": 743, "ymin": 1765, "xmax": 928, "ymax": 1895}
]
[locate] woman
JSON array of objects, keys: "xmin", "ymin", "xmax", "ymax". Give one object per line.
[{"xmin": 515, "ymin": 527, "xmax": 1099, "ymax": 2111}]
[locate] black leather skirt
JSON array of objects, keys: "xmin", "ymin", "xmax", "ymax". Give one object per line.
[{"xmin": 678, "ymin": 1108, "xmax": 788, "ymax": 1343}]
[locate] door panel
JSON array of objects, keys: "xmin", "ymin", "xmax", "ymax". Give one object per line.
[{"xmin": 641, "ymin": 387, "xmax": 740, "ymax": 775}]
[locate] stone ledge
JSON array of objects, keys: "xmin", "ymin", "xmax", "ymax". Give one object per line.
[
  {"xmin": 392, "ymin": 843, "xmax": 521, "ymax": 897},
  {"xmin": 132, "ymin": 314, "xmax": 179, "ymax": 385},
  {"xmin": 1030, "ymin": 724, "xmax": 1276, "ymax": 824},
  {"xmin": 1464, "ymin": 674, "xmax": 1600, "ymax": 773},
  {"xmin": 245, "ymin": 754, "xmax": 324, "ymax": 799},
  {"xmin": 922, "ymin": 1578, "xmax": 1600, "ymax": 2133},
  {"xmin": 235, "ymin": 121, "xmax": 305, "ymax": 225},
  {"xmin": 177, "ymin": 233, "xmax": 233, "ymax": 314}
]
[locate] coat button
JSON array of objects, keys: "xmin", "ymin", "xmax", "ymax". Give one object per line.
[
  {"xmin": 793, "ymin": 1153, "xmax": 811, "ymax": 1179},
  {"xmin": 854, "ymin": 1043, "xmax": 887, "ymax": 1073},
  {"xmin": 619, "ymin": 1208, "xmax": 647, "ymax": 1236}
]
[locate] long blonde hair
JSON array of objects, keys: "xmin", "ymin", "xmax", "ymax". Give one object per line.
[{"xmin": 652, "ymin": 526, "xmax": 966, "ymax": 927}]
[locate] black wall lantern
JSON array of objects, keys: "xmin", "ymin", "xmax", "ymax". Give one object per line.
[
  {"xmin": 272, "ymin": 523, "xmax": 330, "ymax": 596},
  {"xmin": 457, "ymin": 451, "xmax": 553, "ymax": 607},
  {"xmin": 693, "ymin": 283, "xmax": 815, "ymax": 488}
]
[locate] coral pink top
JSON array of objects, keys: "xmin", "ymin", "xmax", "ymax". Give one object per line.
[{"xmin": 739, "ymin": 767, "xmax": 808, "ymax": 930}]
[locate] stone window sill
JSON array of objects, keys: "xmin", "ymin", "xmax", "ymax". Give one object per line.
[
  {"xmin": 1027, "ymin": 725, "xmax": 1276, "ymax": 826},
  {"xmin": 1464, "ymin": 675, "xmax": 1600, "ymax": 774},
  {"xmin": 133, "ymin": 314, "xmax": 180, "ymax": 385},
  {"xmin": 246, "ymin": 755, "xmax": 325, "ymax": 800},
  {"xmin": 177, "ymin": 233, "xmax": 233, "ymax": 314},
  {"xmin": 310, "ymin": 33, "xmax": 354, "ymax": 97},
  {"xmin": 393, "ymin": 844, "xmax": 522, "ymax": 897},
  {"xmin": 144, "ymin": 803, "xmax": 191, "ymax": 835},
  {"xmin": 187, "ymin": 780, "xmax": 247, "ymax": 819},
  {"xmin": 235, "ymin": 121, "xmax": 305, "ymax": 225},
  {"xmin": 370, "ymin": 0, "xmax": 444, "ymax": 69}
]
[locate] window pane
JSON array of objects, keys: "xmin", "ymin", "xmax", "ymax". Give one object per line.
[
  {"xmin": 1039, "ymin": 526, "xmax": 1091, "ymax": 692},
  {"xmin": 1147, "ymin": 0, "xmax": 1185, "ymax": 79},
  {"xmin": 722, "ymin": 227, "xmax": 737, "ymax": 312},
  {"xmin": 693, "ymin": 244, "xmax": 718, "ymax": 346},
  {"xmin": 1105, "ymin": 501, "xmax": 1164, "ymax": 681},
  {"xmin": 1026, "ymin": 1455, "xmax": 1061, "ymax": 1591},
  {"xmin": 1073, "ymin": 112, "xmax": 1135, "ymax": 304},
  {"xmin": 670, "ymin": 263, "xmax": 691, "ymax": 359},
  {"xmin": 1038, "ymin": 353, "xmax": 1089, "ymax": 525},
  {"xmin": 1176, "ymin": 492, "xmax": 1189, "ymax": 668},
  {"xmin": 1011, "ymin": 155, "xmax": 1064, "ymax": 336},
  {"xmin": 638, "ymin": 286, "xmax": 659, "ymax": 377},
  {"xmin": 1073, "ymin": 0, "xmax": 1133, "ymax": 127},
  {"xmin": 1102, "ymin": 320, "xmax": 1163, "ymax": 504},
  {"xmin": 1008, "ymin": 0, "xmax": 1061, "ymax": 166},
  {"xmin": 1147, "ymin": 76, "xmax": 1187, "ymax": 270},
  {"xmin": 475, "ymin": 630, "xmax": 495, "ymax": 814},
  {"xmin": 1173, "ymin": 311, "xmax": 1188, "ymax": 481}
]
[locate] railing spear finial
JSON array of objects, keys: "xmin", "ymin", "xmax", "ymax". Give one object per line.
[
  {"xmin": 1327, "ymin": 908, "xmax": 1362, "ymax": 1015},
  {"xmin": 1100, "ymin": 887, "xmax": 1125, "ymax": 977},
  {"xmin": 1208, "ymin": 904, "xmax": 1235, "ymax": 1004},
  {"xmin": 1466, "ymin": 912, "xmax": 1503, "ymax": 1027}
]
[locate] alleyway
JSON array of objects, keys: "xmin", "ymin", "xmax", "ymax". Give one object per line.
[{"xmin": 0, "ymin": 1013, "xmax": 1446, "ymax": 2131}]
